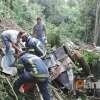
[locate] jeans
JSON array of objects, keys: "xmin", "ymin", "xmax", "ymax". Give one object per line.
[
  {"xmin": 38, "ymin": 36, "xmax": 46, "ymax": 46},
  {"xmin": 14, "ymin": 70, "xmax": 50, "ymax": 100},
  {"xmin": 1, "ymin": 35, "xmax": 10, "ymax": 52}
]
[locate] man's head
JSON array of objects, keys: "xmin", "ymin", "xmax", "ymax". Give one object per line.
[
  {"xmin": 37, "ymin": 17, "xmax": 42, "ymax": 24},
  {"xmin": 17, "ymin": 31, "xmax": 27, "ymax": 42}
]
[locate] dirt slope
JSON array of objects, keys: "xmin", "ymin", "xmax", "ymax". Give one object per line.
[{"xmin": 0, "ymin": 17, "xmax": 23, "ymax": 33}]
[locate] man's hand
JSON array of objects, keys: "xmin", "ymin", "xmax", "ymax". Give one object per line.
[
  {"xmin": 15, "ymin": 51, "xmax": 21, "ymax": 59},
  {"xmin": 12, "ymin": 43, "xmax": 22, "ymax": 52}
]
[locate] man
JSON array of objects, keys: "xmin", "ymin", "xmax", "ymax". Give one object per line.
[
  {"xmin": 14, "ymin": 52, "xmax": 50, "ymax": 100},
  {"xmin": 1, "ymin": 30, "xmax": 25, "ymax": 53},
  {"xmin": 20, "ymin": 33, "xmax": 46, "ymax": 57},
  {"xmin": 71, "ymin": 50, "xmax": 91, "ymax": 76},
  {"xmin": 33, "ymin": 17, "xmax": 47, "ymax": 45},
  {"xmin": 1, "ymin": 30, "xmax": 24, "ymax": 75}
]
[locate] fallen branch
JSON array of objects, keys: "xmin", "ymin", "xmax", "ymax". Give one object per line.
[
  {"xmin": 0, "ymin": 74, "xmax": 18, "ymax": 100},
  {"xmin": 49, "ymin": 84, "xmax": 64, "ymax": 100}
]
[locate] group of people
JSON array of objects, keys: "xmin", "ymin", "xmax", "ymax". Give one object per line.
[
  {"xmin": 0, "ymin": 17, "xmax": 93, "ymax": 100},
  {"xmin": 1, "ymin": 17, "xmax": 50, "ymax": 100}
]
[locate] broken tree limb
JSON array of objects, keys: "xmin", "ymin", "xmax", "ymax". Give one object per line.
[
  {"xmin": 5, "ymin": 77, "xmax": 19, "ymax": 100},
  {"xmin": 49, "ymin": 84, "xmax": 64, "ymax": 100},
  {"xmin": 0, "ymin": 74, "xmax": 18, "ymax": 100}
]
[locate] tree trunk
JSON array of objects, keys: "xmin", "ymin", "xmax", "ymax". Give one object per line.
[{"xmin": 94, "ymin": 0, "xmax": 100, "ymax": 45}]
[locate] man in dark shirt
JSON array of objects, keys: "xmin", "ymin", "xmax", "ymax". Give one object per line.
[
  {"xmin": 33, "ymin": 17, "xmax": 47, "ymax": 45},
  {"xmin": 20, "ymin": 33, "xmax": 46, "ymax": 57},
  {"xmin": 14, "ymin": 52, "xmax": 50, "ymax": 100}
]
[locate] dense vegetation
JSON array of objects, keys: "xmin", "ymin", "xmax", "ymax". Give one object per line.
[
  {"xmin": 0, "ymin": 0, "xmax": 100, "ymax": 99},
  {"xmin": 0, "ymin": 0, "xmax": 99, "ymax": 47}
]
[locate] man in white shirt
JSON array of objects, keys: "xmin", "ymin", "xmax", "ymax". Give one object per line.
[{"xmin": 1, "ymin": 30, "xmax": 25, "ymax": 76}]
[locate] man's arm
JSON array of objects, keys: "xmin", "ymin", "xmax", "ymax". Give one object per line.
[{"xmin": 12, "ymin": 43, "xmax": 22, "ymax": 53}]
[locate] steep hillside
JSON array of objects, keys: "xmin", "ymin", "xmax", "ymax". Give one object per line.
[{"xmin": 0, "ymin": 17, "xmax": 23, "ymax": 33}]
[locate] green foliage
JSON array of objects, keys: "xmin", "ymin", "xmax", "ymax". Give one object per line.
[
  {"xmin": 12, "ymin": 0, "xmax": 45, "ymax": 32},
  {"xmin": 82, "ymin": 51, "xmax": 100, "ymax": 64},
  {"xmin": 0, "ymin": 0, "xmax": 100, "ymax": 99},
  {"xmin": 0, "ymin": 0, "xmax": 98, "ymax": 44},
  {"xmin": 80, "ymin": 50, "xmax": 100, "ymax": 78},
  {"xmin": 78, "ymin": 0, "xmax": 97, "ymax": 43},
  {"xmin": 47, "ymin": 23, "xmax": 61, "ymax": 47},
  {"xmin": 0, "ymin": 0, "xmax": 45, "ymax": 33}
]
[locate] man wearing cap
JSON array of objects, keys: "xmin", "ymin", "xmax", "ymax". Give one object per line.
[
  {"xmin": 14, "ymin": 52, "xmax": 50, "ymax": 100},
  {"xmin": 33, "ymin": 17, "xmax": 47, "ymax": 46},
  {"xmin": 1, "ymin": 30, "xmax": 25, "ymax": 75}
]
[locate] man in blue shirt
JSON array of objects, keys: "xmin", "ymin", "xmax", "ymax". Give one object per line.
[
  {"xmin": 14, "ymin": 52, "xmax": 50, "ymax": 100},
  {"xmin": 20, "ymin": 33, "xmax": 46, "ymax": 57},
  {"xmin": 33, "ymin": 17, "xmax": 47, "ymax": 45}
]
